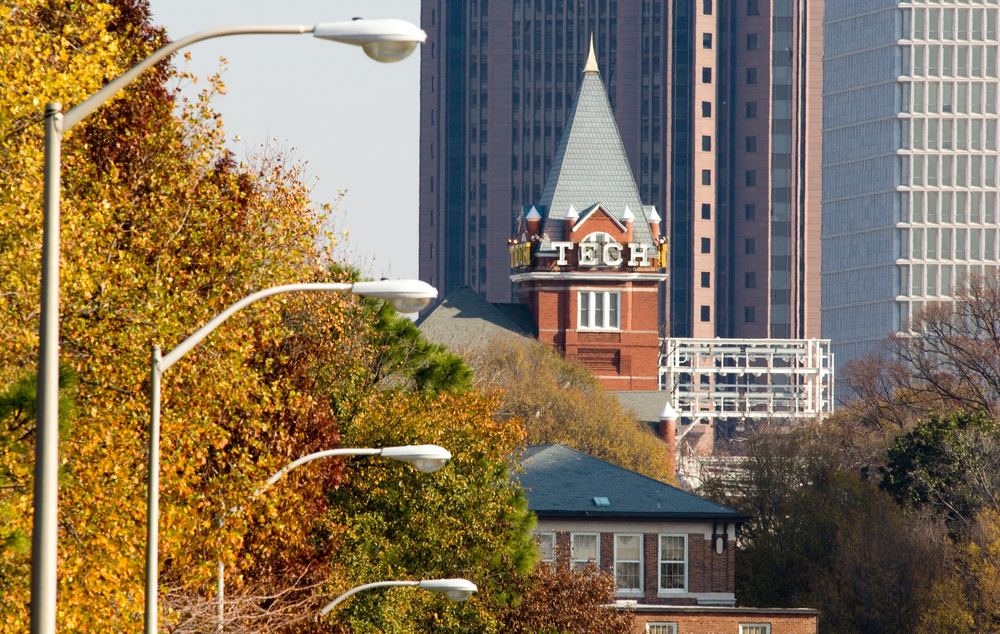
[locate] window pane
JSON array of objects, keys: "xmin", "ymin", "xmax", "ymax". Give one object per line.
[
  {"xmin": 572, "ymin": 534, "xmax": 598, "ymax": 568},
  {"xmin": 536, "ymin": 533, "xmax": 555, "ymax": 562}
]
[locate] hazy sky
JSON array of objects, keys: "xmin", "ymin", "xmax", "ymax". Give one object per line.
[{"xmin": 147, "ymin": 0, "xmax": 422, "ymax": 280}]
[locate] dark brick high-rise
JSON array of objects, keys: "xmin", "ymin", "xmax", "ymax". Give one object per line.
[{"xmin": 419, "ymin": 0, "xmax": 823, "ymax": 339}]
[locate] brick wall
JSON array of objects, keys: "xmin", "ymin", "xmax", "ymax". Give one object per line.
[{"xmin": 633, "ymin": 611, "xmax": 819, "ymax": 634}]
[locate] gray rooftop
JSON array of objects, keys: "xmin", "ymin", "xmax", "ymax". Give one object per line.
[
  {"xmin": 416, "ymin": 287, "xmax": 535, "ymax": 351},
  {"xmin": 612, "ymin": 390, "xmax": 673, "ymax": 425},
  {"xmin": 516, "ymin": 444, "xmax": 745, "ymax": 522},
  {"xmin": 536, "ymin": 64, "xmax": 653, "ymax": 245}
]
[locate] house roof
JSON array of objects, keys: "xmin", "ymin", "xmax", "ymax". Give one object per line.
[
  {"xmin": 416, "ymin": 286, "xmax": 535, "ymax": 350},
  {"xmin": 611, "ymin": 390, "xmax": 674, "ymax": 425},
  {"xmin": 535, "ymin": 52, "xmax": 653, "ymax": 245},
  {"xmin": 516, "ymin": 444, "xmax": 746, "ymax": 522}
]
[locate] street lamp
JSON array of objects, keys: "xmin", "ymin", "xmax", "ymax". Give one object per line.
[
  {"xmin": 145, "ymin": 281, "xmax": 437, "ymax": 634},
  {"xmin": 30, "ymin": 18, "xmax": 425, "ymax": 634},
  {"xmin": 319, "ymin": 578, "xmax": 478, "ymax": 617},
  {"xmin": 213, "ymin": 444, "xmax": 452, "ymax": 630}
]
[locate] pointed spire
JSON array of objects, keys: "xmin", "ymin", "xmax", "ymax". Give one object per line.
[
  {"xmin": 659, "ymin": 401, "xmax": 679, "ymax": 421},
  {"xmin": 584, "ymin": 34, "xmax": 599, "ymax": 73},
  {"xmin": 648, "ymin": 206, "xmax": 661, "ymax": 223},
  {"xmin": 526, "ymin": 205, "xmax": 542, "ymax": 220},
  {"xmin": 621, "ymin": 205, "xmax": 635, "ymax": 222},
  {"xmin": 564, "ymin": 204, "xmax": 579, "ymax": 220}
]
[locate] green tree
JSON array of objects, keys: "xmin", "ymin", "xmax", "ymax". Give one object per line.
[{"xmin": 879, "ymin": 410, "xmax": 1000, "ymax": 532}]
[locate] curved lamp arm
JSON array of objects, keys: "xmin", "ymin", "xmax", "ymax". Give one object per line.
[
  {"xmin": 260, "ymin": 445, "xmax": 452, "ymax": 492},
  {"xmin": 158, "ymin": 280, "xmax": 436, "ymax": 372},
  {"xmin": 319, "ymin": 578, "xmax": 477, "ymax": 616}
]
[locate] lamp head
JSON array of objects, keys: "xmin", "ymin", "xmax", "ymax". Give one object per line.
[
  {"xmin": 379, "ymin": 445, "xmax": 452, "ymax": 473},
  {"xmin": 313, "ymin": 18, "xmax": 427, "ymax": 63},
  {"xmin": 417, "ymin": 578, "xmax": 478, "ymax": 602},
  {"xmin": 350, "ymin": 279, "xmax": 438, "ymax": 313}
]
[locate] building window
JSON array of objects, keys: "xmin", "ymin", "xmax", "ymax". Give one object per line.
[
  {"xmin": 578, "ymin": 292, "xmax": 621, "ymax": 330},
  {"xmin": 747, "ymin": 0, "xmax": 759, "ymax": 16},
  {"xmin": 615, "ymin": 534, "xmax": 643, "ymax": 594},
  {"xmin": 701, "ymin": 203, "xmax": 712, "ymax": 219},
  {"xmin": 747, "ymin": 33, "xmax": 759, "ymax": 50},
  {"xmin": 746, "ymin": 101, "xmax": 758, "ymax": 118},
  {"xmin": 703, "ymin": 32, "xmax": 713, "ymax": 49},
  {"xmin": 702, "ymin": 101, "xmax": 712, "ymax": 117},
  {"xmin": 701, "ymin": 271, "xmax": 711, "ymax": 287},
  {"xmin": 746, "ymin": 136, "xmax": 758, "ymax": 152},
  {"xmin": 745, "ymin": 203, "xmax": 757, "ymax": 220},
  {"xmin": 703, "ymin": 0, "xmax": 712, "ymax": 15},
  {"xmin": 746, "ymin": 238, "xmax": 757, "ymax": 254},
  {"xmin": 647, "ymin": 625, "xmax": 678, "ymax": 634},
  {"xmin": 746, "ymin": 170, "xmax": 757, "ymax": 186},
  {"xmin": 702, "ymin": 135, "xmax": 712, "ymax": 151},
  {"xmin": 745, "ymin": 306, "xmax": 757, "ymax": 323},
  {"xmin": 741, "ymin": 626, "xmax": 771, "ymax": 634},
  {"xmin": 659, "ymin": 535, "xmax": 687, "ymax": 591},
  {"xmin": 702, "ymin": 169, "xmax": 712, "ymax": 185},
  {"xmin": 745, "ymin": 272, "xmax": 757, "ymax": 288},
  {"xmin": 534, "ymin": 532, "xmax": 556, "ymax": 565},
  {"xmin": 747, "ymin": 67, "xmax": 758, "ymax": 84},
  {"xmin": 701, "ymin": 237, "xmax": 711, "ymax": 253},
  {"xmin": 702, "ymin": 67, "xmax": 712, "ymax": 83},
  {"xmin": 571, "ymin": 533, "xmax": 599, "ymax": 570},
  {"xmin": 700, "ymin": 305, "xmax": 711, "ymax": 322}
]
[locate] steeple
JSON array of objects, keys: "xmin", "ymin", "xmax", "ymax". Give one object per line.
[
  {"xmin": 584, "ymin": 34, "xmax": 600, "ymax": 73},
  {"xmin": 534, "ymin": 40, "xmax": 652, "ymax": 244}
]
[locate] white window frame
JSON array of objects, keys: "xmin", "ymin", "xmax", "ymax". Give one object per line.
[
  {"xmin": 614, "ymin": 533, "xmax": 644, "ymax": 595},
  {"xmin": 571, "ymin": 532, "xmax": 600, "ymax": 570},
  {"xmin": 740, "ymin": 625, "xmax": 771, "ymax": 634},
  {"xmin": 658, "ymin": 534, "xmax": 688, "ymax": 593},
  {"xmin": 646, "ymin": 624, "xmax": 678, "ymax": 634},
  {"xmin": 534, "ymin": 531, "xmax": 556, "ymax": 565},
  {"xmin": 578, "ymin": 290, "xmax": 621, "ymax": 330}
]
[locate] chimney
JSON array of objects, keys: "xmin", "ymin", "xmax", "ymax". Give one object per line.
[
  {"xmin": 564, "ymin": 204, "xmax": 579, "ymax": 238},
  {"xmin": 647, "ymin": 206, "xmax": 661, "ymax": 239},
  {"xmin": 658, "ymin": 401, "xmax": 678, "ymax": 458},
  {"xmin": 526, "ymin": 205, "xmax": 542, "ymax": 237}
]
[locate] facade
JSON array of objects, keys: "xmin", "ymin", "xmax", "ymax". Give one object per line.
[
  {"xmin": 823, "ymin": 1, "xmax": 1000, "ymax": 365},
  {"xmin": 518, "ymin": 444, "xmax": 820, "ymax": 634},
  {"xmin": 419, "ymin": 0, "xmax": 824, "ymax": 341}
]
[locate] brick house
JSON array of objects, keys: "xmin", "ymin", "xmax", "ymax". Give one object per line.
[{"xmin": 517, "ymin": 444, "xmax": 819, "ymax": 634}]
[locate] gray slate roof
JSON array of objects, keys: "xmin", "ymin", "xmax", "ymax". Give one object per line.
[
  {"xmin": 416, "ymin": 287, "xmax": 535, "ymax": 351},
  {"xmin": 612, "ymin": 390, "xmax": 673, "ymax": 425},
  {"xmin": 536, "ymin": 67, "xmax": 654, "ymax": 245},
  {"xmin": 516, "ymin": 444, "xmax": 745, "ymax": 521}
]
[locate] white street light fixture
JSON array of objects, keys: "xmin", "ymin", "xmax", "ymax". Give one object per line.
[
  {"xmin": 351, "ymin": 280, "xmax": 439, "ymax": 312},
  {"xmin": 314, "ymin": 18, "xmax": 428, "ymax": 63},
  {"xmin": 319, "ymin": 578, "xmax": 478, "ymax": 616},
  {"xmin": 213, "ymin": 445, "xmax": 452, "ymax": 629},
  {"xmin": 30, "ymin": 18, "xmax": 425, "ymax": 634}
]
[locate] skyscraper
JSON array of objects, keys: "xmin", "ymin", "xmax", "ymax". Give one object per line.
[
  {"xmin": 419, "ymin": 0, "xmax": 823, "ymax": 340},
  {"xmin": 823, "ymin": 2, "xmax": 1000, "ymax": 365}
]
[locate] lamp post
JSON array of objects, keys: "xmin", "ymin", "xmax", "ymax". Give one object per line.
[
  {"xmin": 212, "ymin": 445, "xmax": 453, "ymax": 630},
  {"xmin": 319, "ymin": 578, "xmax": 478, "ymax": 617},
  {"xmin": 145, "ymin": 281, "xmax": 437, "ymax": 634},
  {"xmin": 30, "ymin": 18, "xmax": 425, "ymax": 634}
]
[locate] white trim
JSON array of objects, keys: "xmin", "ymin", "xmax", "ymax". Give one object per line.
[
  {"xmin": 614, "ymin": 533, "xmax": 644, "ymax": 596},
  {"xmin": 657, "ymin": 534, "xmax": 688, "ymax": 594}
]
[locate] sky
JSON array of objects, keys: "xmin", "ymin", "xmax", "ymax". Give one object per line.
[{"xmin": 146, "ymin": 0, "xmax": 422, "ymax": 280}]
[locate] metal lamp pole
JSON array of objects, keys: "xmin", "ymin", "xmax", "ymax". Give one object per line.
[
  {"xmin": 29, "ymin": 19, "xmax": 426, "ymax": 634},
  {"xmin": 143, "ymin": 281, "xmax": 436, "ymax": 634},
  {"xmin": 319, "ymin": 578, "xmax": 478, "ymax": 617}
]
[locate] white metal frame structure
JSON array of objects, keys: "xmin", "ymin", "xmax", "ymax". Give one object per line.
[{"xmin": 658, "ymin": 338, "xmax": 834, "ymax": 424}]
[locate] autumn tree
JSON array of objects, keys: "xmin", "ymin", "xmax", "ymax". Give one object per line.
[
  {"xmin": 466, "ymin": 335, "xmax": 674, "ymax": 482},
  {"xmin": 705, "ymin": 427, "xmax": 953, "ymax": 634}
]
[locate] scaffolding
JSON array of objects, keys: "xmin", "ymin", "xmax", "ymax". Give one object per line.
[{"xmin": 659, "ymin": 338, "xmax": 835, "ymax": 424}]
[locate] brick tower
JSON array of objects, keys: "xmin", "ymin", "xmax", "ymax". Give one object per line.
[{"xmin": 510, "ymin": 42, "xmax": 667, "ymax": 390}]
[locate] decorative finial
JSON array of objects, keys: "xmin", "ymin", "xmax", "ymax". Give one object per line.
[{"xmin": 584, "ymin": 34, "xmax": 599, "ymax": 73}]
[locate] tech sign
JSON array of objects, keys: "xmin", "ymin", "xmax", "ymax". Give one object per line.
[{"xmin": 510, "ymin": 240, "xmax": 668, "ymax": 269}]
